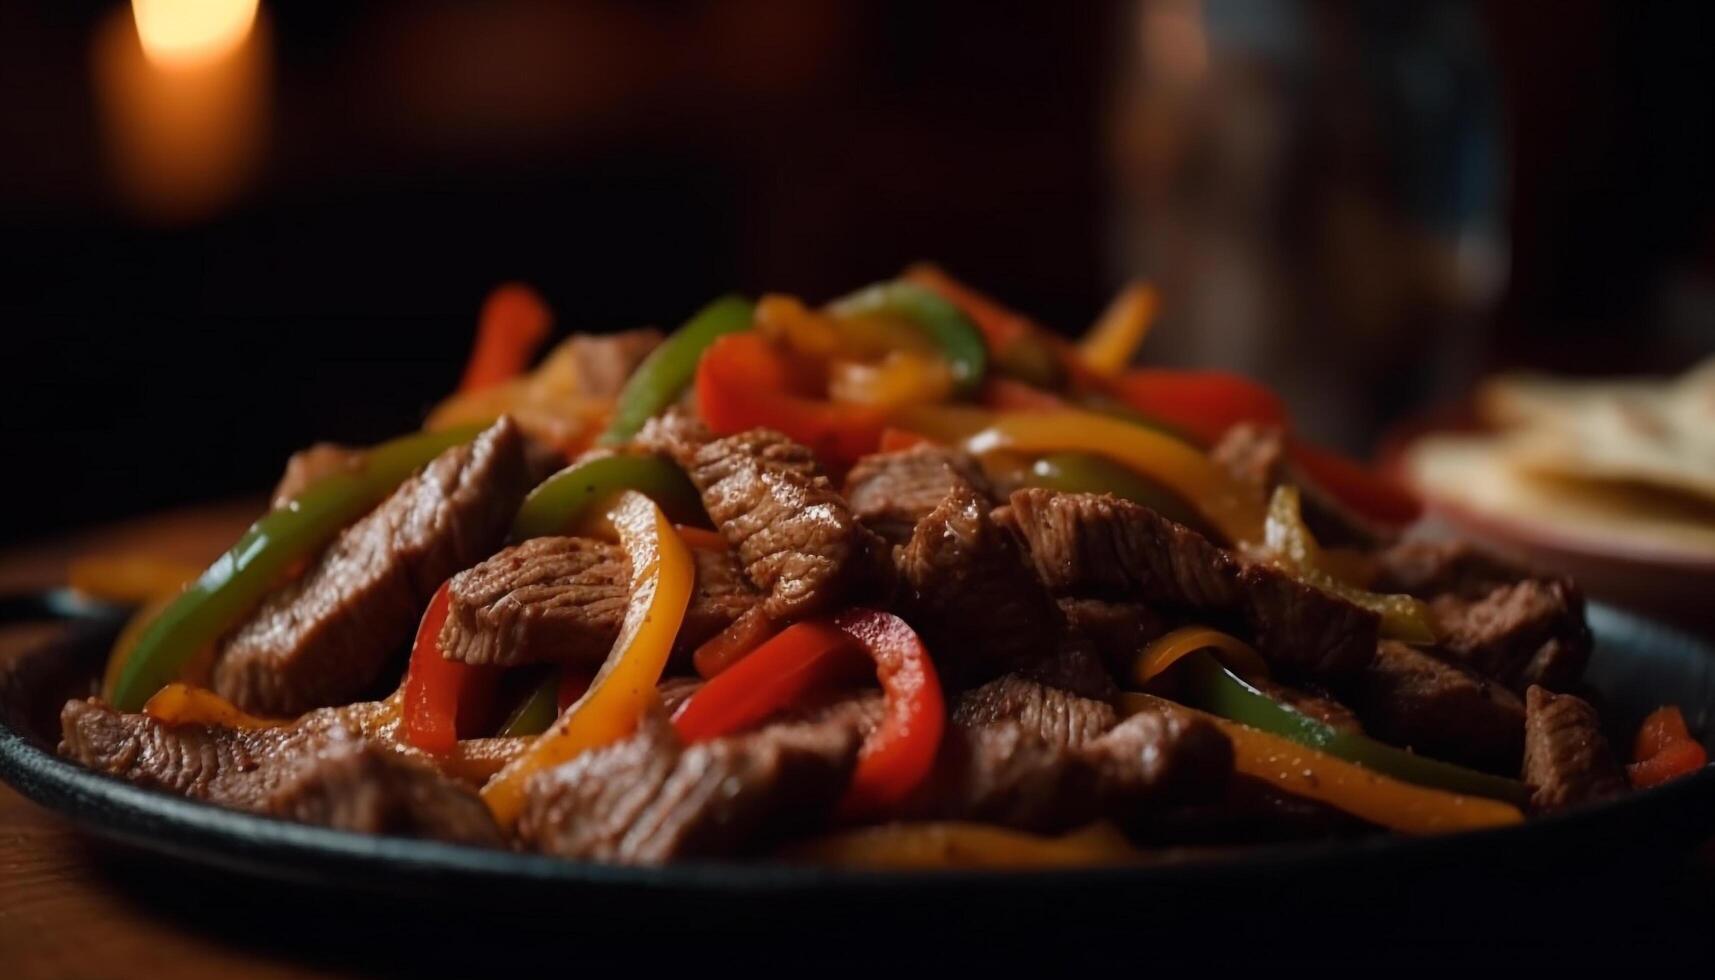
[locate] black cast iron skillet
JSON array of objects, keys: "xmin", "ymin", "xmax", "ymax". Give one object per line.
[{"xmin": 2, "ymin": 598, "xmax": 1712, "ymax": 924}]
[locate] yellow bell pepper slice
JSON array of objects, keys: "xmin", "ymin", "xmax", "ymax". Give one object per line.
[
  {"xmin": 828, "ymin": 351, "xmax": 954, "ymax": 409},
  {"xmin": 784, "ymin": 821, "xmax": 1138, "ymax": 870},
  {"xmin": 1078, "ymin": 282, "xmax": 1158, "ymax": 376},
  {"xmin": 1120, "ymin": 693, "xmax": 1524, "ymax": 834},
  {"xmin": 1131, "ymin": 626, "xmax": 1271, "ymax": 687},
  {"xmin": 142, "ymin": 683, "xmax": 286, "ymax": 729},
  {"xmin": 963, "ymin": 410, "xmax": 1267, "ymax": 545},
  {"xmin": 481, "ymin": 490, "xmax": 694, "ymax": 827}
]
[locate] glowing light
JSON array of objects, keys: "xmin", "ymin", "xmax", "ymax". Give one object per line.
[{"xmin": 132, "ymin": 0, "xmax": 259, "ymax": 69}]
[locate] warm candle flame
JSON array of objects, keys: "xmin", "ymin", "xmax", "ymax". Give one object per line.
[{"xmin": 132, "ymin": 0, "xmax": 259, "ymax": 69}]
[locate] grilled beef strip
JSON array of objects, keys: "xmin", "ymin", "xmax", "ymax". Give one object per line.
[
  {"xmin": 271, "ymin": 443, "xmax": 365, "ymax": 509},
  {"xmin": 1522, "ymin": 685, "xmax": 1626, "ymax": 812},
  {"xmin": 637, "ymin": 413, "xmax": 889, "ymax": 620},
  {"xmin": 1247, "ymin": 677, "xmax": 1365, "ymax": 734},
  {"xmin": 214, "ymin": 417, "xmax": 532, "ymax": 715},
  {"xmin": 845, "ymin": 445, "xmax": 992, "ymax": 545},
  {"xmin": 59, "ymin": 699, "xmax": 502, "ymax": 844},
  {"xmin": 1002, "ymin": 488, "xmax": 1379, "ymax": 680},
  {"xmin": 1211, "ymin": 422, "xmax": 1398, "ymax": 548},
  {"xmin": 1371, "ymin": 539, "xmax": 1593, "ymax": 693},
  {"xmin": 517, "ymin": 707, "xmax": 861, "ymax": 864},
  {"xmin": 1055, "ymin": 596, "xmax": 1170, "ymax": 675},
  {"xmin": 895, "ymin": 485, "xmax": 1065, "ymax": 686},
  {"xmin": 559, "ymin": 327, "xmax": 663, "ymax": 399},
  {"xmin": 439, "ymin": 536, "xmax": 759, "ymax": 668},
  {"xmin": 951, "ymin": 674, "xmax": 1117, "ymax": 749},
  {"xmin": 1354, "ymin": 640, "xmax": 1524, "ymax": 771}
]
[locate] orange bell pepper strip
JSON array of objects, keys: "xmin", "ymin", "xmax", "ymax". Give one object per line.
[
  {"xmin": 1629, "ymin": 706, "xmax": 1707, "ymax": 789},
  {"xmin": 1078, "ymin": 282, "xmax": 1158, "ymax": 376},
  {"xmin": 692, "ymin": 606, "xmax": 779, "ymax": 678},
  {"xmin": 696, "ymin": 332, "xmax": 887, "ymax": 469},
  {"xmin": 481, "ymin": 491, "xmax": 694, "ymax": 828},
  {"xmin": 1130, "ymin": 626, "xmax": 1271, "ymax": 687},
  {"xmin": 1121, "ymin": 692, "xmax": 1525, "ymax": 834},
  {"xmin": 402, "ymin": 581, "xmax": 498, "ymax": 754},
  {"xmin": 784, "ymin": 821, "xmax": 1137, "ymax": 869},
  {"xmin": 142, "ymin": 683, "xmax": 286, "ymax": 729},
  {"xmin": 458, "ymin": 283, "xmax": 553, "ymax": 393},
  {"xmin": 1285, "ymin": 436, "xmax": 1422, "ymax": 526},
  {"xmin": 673, "ymin": 619, "xmax": 861, "ymax": 741},
  {"xmin": 1108, "ymin": 369, "xmax": 1289, "ymax": 447},
  {"xmin": 963, "ymin": 409, "xmax": 1268, "ymax": 545},
  {"xmin": 69, "ymin": 554, "xmax": 200, "ymax": 605}
]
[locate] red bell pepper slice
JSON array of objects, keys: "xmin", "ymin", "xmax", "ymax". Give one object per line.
[
  {"xmin": 692, "ymin": 606, "xmax": 779, "ymax": 679},
  {"xmin": 1629, "ymin": 706, "xmax": 1707, "ymax": 789},
  {"xmin": 674, "ymin": 619, "xmax": 860, "ymax": 742},
  {"xmin": 672, "ymin": 608, "xmax": 946, "ymax": 816},
  {"xmin": 831, "ymin": 608, "xmax": 946, "ymax": 818},
  {"xmin": 1108, "ymin": 369, "xmax": 1289, "ymax": 447},
  {"xmin": 696, "ymin": 332, "xmax": 887, "ymax": 469},
  {"xmin": 1286, "ymin": 436, "xmax": 1422, "ymax": 526},
  {"xmin": 403, "ymin": 581, "xmax": 497, "ymax": 754},
  {"xmin": 458, "ymin": 283, "xmax": 552, "ymax": 392}
]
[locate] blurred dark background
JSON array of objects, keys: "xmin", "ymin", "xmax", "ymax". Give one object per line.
[{"xmin": 2, "ymin": 0, "xmax": 1712, "ymax": 545}]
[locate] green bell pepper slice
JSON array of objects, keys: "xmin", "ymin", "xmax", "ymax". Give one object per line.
[
  {"xmin": 828, "ymin": 281, "xmax": 987, "ymax": 397},
  {"xmin": 599, "ymin": 295, "xmax": 754, "ymax": 446},
  {"xmin": 110, "ymin": 425, "xmax": 485, "ymax": 711},
  {"xmin": 1028, "ymin": 451, "xmax": 1211, "ymax": 534},
  {"xmin": 497, "ymin": 671, "xmax": 560, "ymax": 737},
  {"xmin": 510, "ymin": 453, "xmax": 706, "ymax": 541},
  {"xmin": 1176, "ymin": 652, "xmax": 1530, "ymax": 806}
]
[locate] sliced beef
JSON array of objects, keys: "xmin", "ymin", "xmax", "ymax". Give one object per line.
[
  {"xmin": 1211, "ymin": 422, "xmax": 1398, "ymax": 547},
  {"xmin": 1021, "ymin": 644, "xmax": 1119, "ymax": 701},
  {"xmin": 845, "ymin": 445, "xmax": 990, "ymax": 545},
  {"xmin": 1428, "ymin": 580, "xmax": 1591, "ymax": 692},
  {"xmin": 517, "ymin": 710, "xmax": 858, "ymax": 863},
  {"xmin": 899, "ymin": 701, "xmax": 1232, "ymax": 832},
  {"xmin": 272, "ymin": 443, "xmax": 364, "ymax": 509},
  {"xmin": 1004, "ymin": 488, "xmax": 1378, "ymax": 679},
  {"xmin": 896, "ymin": 486, "xmax": 1063, "ymax": 685},
  {"xmin": 215, "ymin": 418, "xmax": 531, "ymax": 715},
  {"xmin": 1247, "ymin": 677, "xmax": 1364, "ymax": 735},
  {"xmin": 1522, "ymin": 685, "xmax": 1626, "ymax": 811},
  {"xmin": 952, "ymin": 674, "xmax": 1117, "ymax": 749},
  {"xmin": 559, "ymin": 328, "xmax": 663, "ymax": 399},
  {"xmin": 637, "ymin": 413, "xmax": 887, "ymax": 620},
  {"xmin": 657, "ymin": 676, "xmax": 704, "ymax": 716},
  {"xmin": 59, "ymin": 699, "xmax": 501, "ymax": 843},
  {"xmin": 1354, "ymin": 641, "xmax": 1524, "ymax": 771},
  {"xmin": 1056, "ymin": 597, "xmax": 1169, "ymax": 674},
  {"xmin": 262, "ymin": 739, "xmax": 501, "ymax": 845},
  {"xmin": 1371, "ymin": 539, "xmax": 1531, "ymax": 600},
  {"xmin": 440, "ymin": 536, "xmax": 758, "ymax": 668}
]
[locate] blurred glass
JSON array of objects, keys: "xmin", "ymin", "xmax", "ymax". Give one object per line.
[{"xmin": 1110, "ymin": 0, "xmax": 1505, "ymax": 448}]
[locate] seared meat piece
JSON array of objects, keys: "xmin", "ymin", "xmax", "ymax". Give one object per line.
[
  {"xmin": 59, "ymin": 699, "xmax": 501, "ymax": 843},
  {"xmin": 657, "ymin": 676, "xmax": 704, "ymax": 716},
  {"xmin": 1210, "ymin": 422, "xmax": 1397, "ymax": 547},
  {"xmin": 900, "ymin": 701, "xmax": 1232, "ymax": 832},
  {"xmin": 897, "ymin": 486, "xmax": 1063, "ymax": 685},
  {"xmin": 1371, "ymin": 538, "xmax": 1531, "ymax": 600},
  {"xmin": 1021, "ymin": 645, "xmax": 1119, "ymax": 701},
  {"xmin": 952, "ymin": 674, "xmax": 1117, "ymax": 749},
  {"xmin": 560, "ymin": 328, "xmax": 663, "ymax": 399},
  {"xmin": 1056, "ymin": 597, "xmax": 1169, "ymax": 674},
  {"xmin": 638, "ymin": 414, "xmax": 887, "ymax": 620},
  {"xmin": 1247, "ymin": 677, "xmax": 1364, "ymax": 735},
  {"xmin": 263, "ymin": 739, "xmax": 501, "ymax": 845},
  {"xmin": 1004, "ymin": 489, "xmax": 1378, "ymax": 679},
  {"xmin": 845, "ymin": 446, "xmax": 991, "ymax": 545},
  {"xmin": 1354, "ymin": 641, "xmax": 1524, "ymax": 771},
  {"xmin": 517, "ymin": 710, "xmax": 859, "ymax": 863},
  {"xmin": 1522, "ymin": 686, "xmax": 1626, "ymax": 812},
  {"xmin": 1428, "ymin": 580, "xmax": 1591, "ymax": 693},
  {"xmin": 440, "ymin": 537, "xmax": 758, "ymax": 668},
  {"xmin": 272, "ymin": 443, "xmax": 364, "ymax": 509},
  {"xmin": 215, "ymin": 418, "xmax": 531, "ymax": 715}
]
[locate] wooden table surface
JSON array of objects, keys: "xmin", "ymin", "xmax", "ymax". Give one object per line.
[{"xmin": 5, "ymin": 504, "xmax": 1715, "ymax": 975}]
